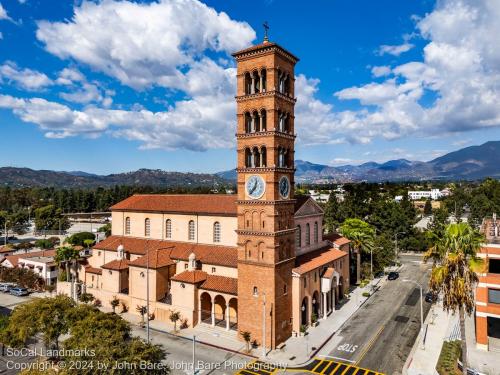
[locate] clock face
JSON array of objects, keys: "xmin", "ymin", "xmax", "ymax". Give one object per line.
[
  {"xmin": 279, "ymin": 176, "xmax": 290, "ymax": 199},
  {"xmin": 246, "ymin": 175, "xmax": 266, "ymax": 199}
]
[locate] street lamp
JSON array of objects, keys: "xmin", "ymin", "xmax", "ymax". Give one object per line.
[
  {"xmin": 262, "ymin": 291, "xmax": 266, "ymax": 358},
  {"xmin": 403, "ymin": 279, "xmax": 424, "ymax": 348}
]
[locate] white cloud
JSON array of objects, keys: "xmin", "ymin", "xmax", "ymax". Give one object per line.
[
  {"xmin": 371, "ymin": 66, "xmax": 391, "ymax": 77},
  {"xmin": 2, "ymin": 0, "xmax": 499, "ymax": 153},
  {"xmin": 36, "ymin": 0, "xmax": 255, "ymax": 91},
  {"xmin": 0, "ymin": 3, "xmax": 11, "ymax": 21},
  {"xmin": 0, "ymin": 61, "xmax": 53, "ymax": 90},
  {"xmin": 377, "ymin": 43, "xmax": 414, "ymax": 56}
]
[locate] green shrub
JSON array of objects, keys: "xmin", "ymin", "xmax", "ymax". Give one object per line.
[
  {"xmin": 436, "ymin": 340, "xmax": 461, "ymax": 375},
  {"xmin": 362, "ymin": 292, "xmax": 371, "ymax": 297},
  {"xmin": 67, "ymin": 232, "xmax": 95, "ymax": 247}
]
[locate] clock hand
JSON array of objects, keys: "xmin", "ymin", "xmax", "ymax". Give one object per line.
[{"xmin": 249, "ymin": 180, "xmax": 258, "ymax": 194}]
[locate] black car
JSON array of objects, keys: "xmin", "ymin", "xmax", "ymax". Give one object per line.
[
  {"xmin": 387, "ymin": 271, "xmax": 399, "ymax": 280},
  {"xmin": 425, "ymin": 291, "xmax": 438, "ymax": 303}
]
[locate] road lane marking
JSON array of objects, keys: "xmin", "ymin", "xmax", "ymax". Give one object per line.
[
  {"xmin": 325, "ymin": 362, "xmax": 341, "ymax": 375},
  {"xmin": 320, "ymin": 361, "xmax": 333, "ymax": 374},
  {"xmin": 354, "ymin": 323, "xmax": 386, "ymax": 366},
  {"xmin": 317, "ymin": 355, "xmax": 355, "ymax": 363},
  {"xmin": 311, "ymin": 360, "xmax": 324, "ymax": 373}
]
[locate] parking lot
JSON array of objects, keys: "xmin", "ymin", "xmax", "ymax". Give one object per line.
[{"xmin": 0, "ymin": 290, "xmax": 37, "ymax": 315}]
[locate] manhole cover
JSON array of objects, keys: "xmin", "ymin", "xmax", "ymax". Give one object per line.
[{"xmin": 394, "ymin": 315, "xmax": 410, "ymax": 323}]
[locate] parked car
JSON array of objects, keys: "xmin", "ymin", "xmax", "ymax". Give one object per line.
[
  {"xmin": 9, "ymin": 287, "xmax": 29, "ymax": 296},
  {"xmin": 387, "ymin": 271, "xmax": 399, "ymax": 280},
  {"xmin": 425, "ymin": 291, "xmax": 438, "ymax": 303},
  {"xmin": 0, "ymin": 282, "xmax": 16, "ymax": 293}
]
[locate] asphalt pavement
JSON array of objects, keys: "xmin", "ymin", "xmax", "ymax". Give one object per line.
[{"xmin": 323, "ymin": 254, "xmax": 432, "ymax": 375}]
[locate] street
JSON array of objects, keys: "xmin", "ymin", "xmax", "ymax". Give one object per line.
[
  {"xmin": 131, "ymin": 326, "xmax": 252, "ymax": 375},
  {"xmin": 323, "ymin": 254, "xmax": 432, "ymax": 375}
]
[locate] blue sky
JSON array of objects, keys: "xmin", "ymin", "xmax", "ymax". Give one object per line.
[{"xmin": 1, "ymin": 0, "xmax": 499, "ymax": 174}]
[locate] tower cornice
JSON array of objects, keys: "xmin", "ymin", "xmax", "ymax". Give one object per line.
[
  {"xmin": 232, "ymin": 42, "xmax": 299, "ymax": 63},
  {"xmin": 236, "ymin": 131, "xmax": 296, "ymax": 141},
  {"xmin": 236, "ymin": 90, "xmax": 296, "ymax": 104}
]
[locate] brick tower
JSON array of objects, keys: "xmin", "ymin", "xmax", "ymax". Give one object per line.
[{"xmin": 233, "ymin": 39, "xmax": 298, "ymax": 349}]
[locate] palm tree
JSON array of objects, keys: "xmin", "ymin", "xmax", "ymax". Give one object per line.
[
  {"xmin": 169, "ymin": 310, "xmax": 181, "ymax": 332},
  {"xmin": 340, "ymin": 218, "xmax": 375, "ymax": 284},
  {"xmin": 136, "ymin": 305, "xmax": 147, "ymax": 327},
  {"xmin": 424, "ymin": 222, "xmax": 484, "ymax": 375},
  {"xmin": 240, "ymin": 331, "xmax": 251, "ymax": 353},
  {"xmin": 110, "ymin": 296, "xmax": 120, "ymax": 314},
  {"xmin": 54, "ymin": 246, "xmax": 80, "ymax": 282}
]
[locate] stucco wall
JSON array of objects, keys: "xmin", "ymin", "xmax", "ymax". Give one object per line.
[{"xmin": 112, "ymin": 211, "xmax": 237, "ymax": 247}]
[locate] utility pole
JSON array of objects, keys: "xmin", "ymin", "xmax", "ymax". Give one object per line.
[
  {"xmin": 192, "ymin": 335, "xmax": 196, "ymax": 375},
  {"xmin": 146, "ymin": 240, "xmax": 150, "ymax": 343}
]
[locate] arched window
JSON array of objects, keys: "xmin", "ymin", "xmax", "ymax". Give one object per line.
[
  {"xmin": 305, "ymin": 223, "xmax": 311, "ymax": 245},
  {"xmin": 213, "ymin": 222, "xmax": 221, "ymax": 243},
  {"xmin": 244, "ymin": 72, "xmax": 252, "ymax": 95},
  {"xmin": 188, "ymin": 220, "xmax": 195, "ymax": 241},
  {"xmin": 253, "ymin": 110, "xmax": 260, "ymax": 132},
  {"xmin": 253, "ymin": 286, "xmax": 258, "ymax": 296},
  {"xmin": 166, "ymin": 219, "xmax": 172, "ymax": 239},
  {"xmin": 260, "ymin": 147, "xmax": 267, "ymax": 167},
  {"xmin": 261, "ymin": 69, "xmax": 266, "ymax": 92},
  {"xmin": 245, "ymin": 112, "xmax": 252, "ymax": 133},
  {"xmin": 260, "ymin": 110, "xmax": 267, "ymax": 131},
  {"xmin": 245, "ymin": 148, "xmax": 252, "ymax": 167},
  {"xmin": 314, "ymin": 222, "xmax": 319, "ymax": 243},
  {"xmin": 145, "ymin": 218, "xmax": 151, "ymax": 237},
  {"xmin": 125, "ymin": 217, "xmax": 131, "ymax": 235},
  {"xmin": 295, "ymin": 225, "xmax": 301, "ymax": 248}
]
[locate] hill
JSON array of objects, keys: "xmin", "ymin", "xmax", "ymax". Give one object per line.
[{"xmin": 0, "ymin": 167, "xmax": 227, "ymax": 188}]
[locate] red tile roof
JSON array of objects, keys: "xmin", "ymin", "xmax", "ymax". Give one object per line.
[
  {"xmin": 170, "ymin": 244, "xmax": 237, "ymax": 268},
  {"xmin": 322, "ymin": 267, "xmax": 335, "ymax": 279},
  {"xmin": 85, "ymin": 266, "xmax": 102, "ymax": 275},
  {"xmin": 94, "ymin": 236, "xmax": 237, "ymax": 268},
  {"xmin": 323, "ymin": 233, "xmax": 351, "ymax": 246},
  {"xmin": 200, "ymin": 275, "xmax": 238, "ymax": 295},
  {"xmin": 110, "ymin": 194, "xmax": 237, "ymax": 216},
  {"xmin": 0, "ymin": 249, "xmax": 56, "ymax": 268},
  {"xmin": 293, "ymin": 246, "xmax": 348, "ymax": 275},
  {"xmin": 232, "ymin": 42, "xmax": 299, "ymax": 62},
  {"xmin": 170, "ymin": 270, "xmax": 207, "ymax": 284},
  {"xmin": 128, "ymin": 248, "xmax": 175, "ymax": 269},
  {"xmin": 101, "ymin": 258, "xmax": 130, "ymax": 271}
]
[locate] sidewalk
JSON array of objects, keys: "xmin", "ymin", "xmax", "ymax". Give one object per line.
[
  {"xmin": 464, "ymin": 311, "xmax": 499, "ymax": 375},
  {"xmin": 97, "ymin": 278, "xmax": 385, "ymax": 367},
  {"xmin": 403, "ymin": 302, "xmax": 457, "ymax": 375},
  {"xmin": 265, "ymin": 277, "xmax": 386, "ymax": 366}
]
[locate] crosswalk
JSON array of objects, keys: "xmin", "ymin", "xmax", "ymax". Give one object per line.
[{"xmin": 236, "ymin": 358, "xmax": 384, "ymax": 375}]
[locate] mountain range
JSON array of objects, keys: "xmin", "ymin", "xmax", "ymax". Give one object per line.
[
  {"xmin": 0, "ymin": 141, "xmax": 498, "ymax": 188},
  {"xmin": 218, "ymin": 141, "xmax": 500, "ymax": 183}
]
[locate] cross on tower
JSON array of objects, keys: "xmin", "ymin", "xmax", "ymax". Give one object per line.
[{"xmin": 263, "ymin": 21, "xmax": 269, "ymax": 42}]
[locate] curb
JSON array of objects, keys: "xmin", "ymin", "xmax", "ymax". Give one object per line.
[{"xmin": 146, "ymin": 326, "xmax": 257, "ymax": 359}]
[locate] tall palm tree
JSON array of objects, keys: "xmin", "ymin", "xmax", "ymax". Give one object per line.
[
  {"xmin": 55, "ymin": 246, "xmax": 80, "ymax": 282},
  {"xmin": 340, "ymin": 218, "xmax": 375, "ymax": 284},
  {"xmin": 424, "ymin": 222, "xmax": 484, "ymax": 375}
]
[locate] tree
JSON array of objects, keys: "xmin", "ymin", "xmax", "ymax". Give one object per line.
[
  {"xmin": 110, "ymin": 296, "xmax": 120, "ymax": 313},
  {"xmin": 98, "ymin": 223, "xmax": 111, "ymax": 237},
  {"xmin": 54, "ymin": 246, "xmax": 81, "ymax": 282},
  {"xmin": 1, "ymin": 295, "xmax": 75, "ymax": 351},
  {"xmin": 35, "ymin": 238, "xmax": 55, "ymax": 249},
  {"xmin": 169, "ymin": 310, "xmax": 181, "ymax": 332},
  {"xmin": 241, "ymin": 331, "xmax": 251, "ymax": 353},
  {"xmin": 34, "ymin": 205, "xmax": 69, "ymax": 232},
  {"xmin": 137, "ymin": 305, "xmax": 147, "ymax": 327},
  {"xmin": 67, "ymin": 232, "xmax": 95, "ymax": 247},
  {"xmin": 424, "ymin": 199, "xmax": 432, "ymax": 216},
  {"xmin": 340, "ymin": 218, "xmax": 375, "ymax": 284},
  {"xmin": 79, "ymin": 292, "xmax": 95, "ymax": 304},
  {"xmin": 424, "ymin": 223, "xmax": 484, "ymax": 375}
]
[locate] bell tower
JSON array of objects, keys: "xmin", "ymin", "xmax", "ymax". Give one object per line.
[{"xmin": 233, "ymin": 38, "xmax": 298, "ymax": 349}]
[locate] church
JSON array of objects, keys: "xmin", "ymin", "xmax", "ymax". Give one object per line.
[{"xmin": 76, "ymin": 38, "xmax": 351, "ymax": 349}]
